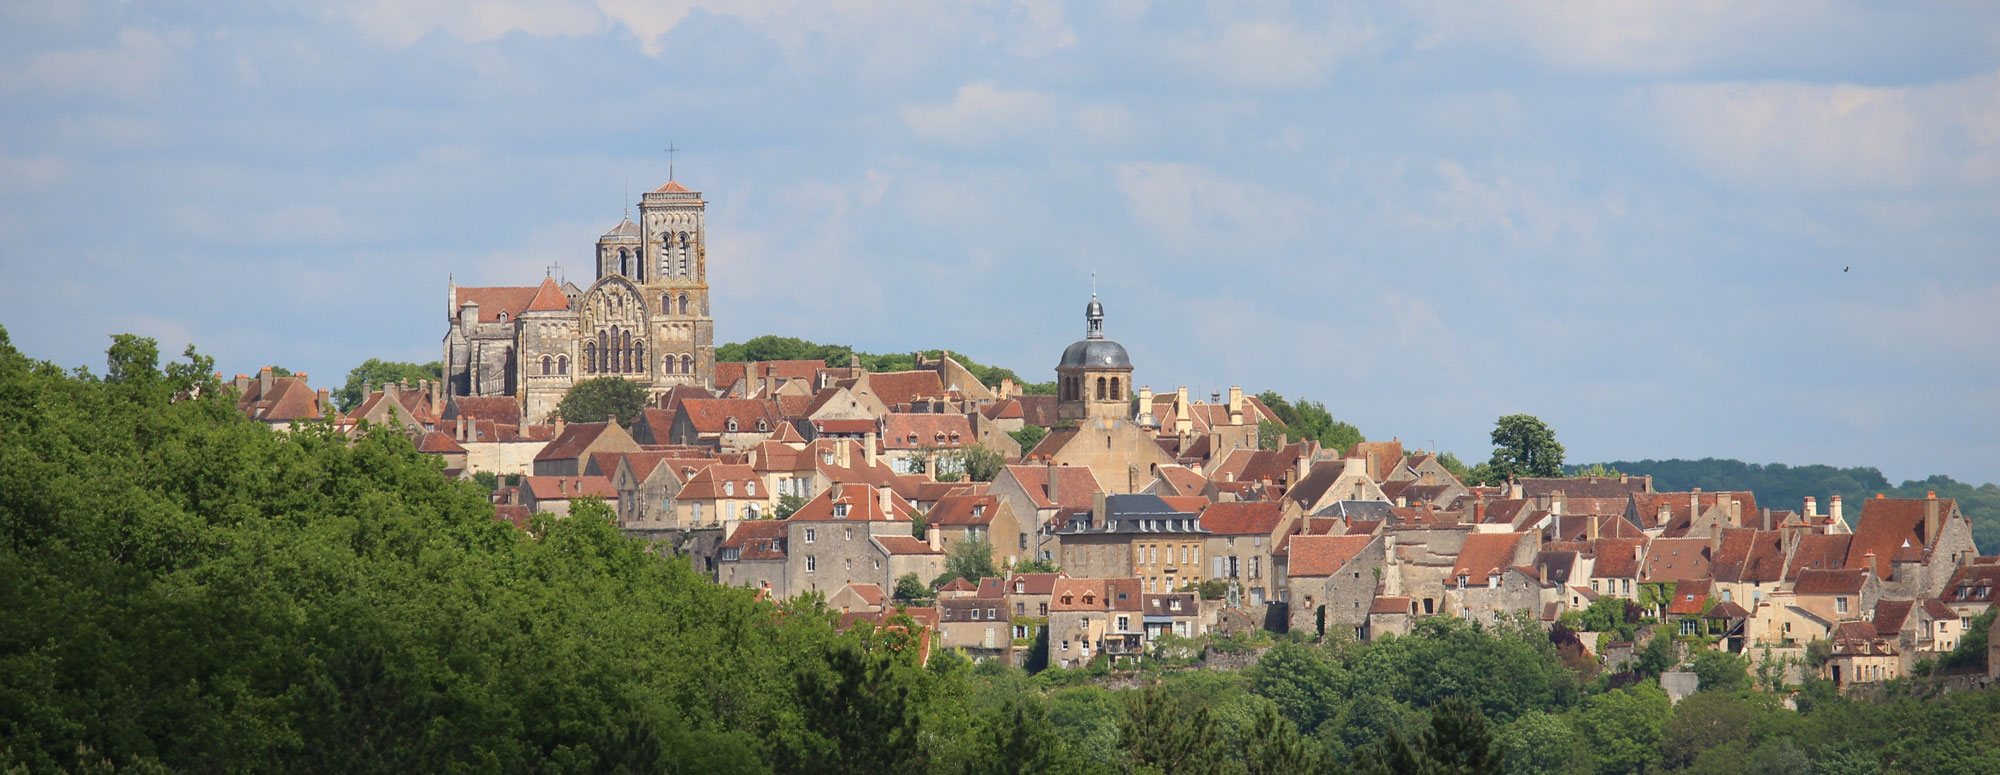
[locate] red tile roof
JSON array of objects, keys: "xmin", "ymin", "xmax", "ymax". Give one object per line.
[
  {"xmin": 522, "ymin": 475, "xmax": 616, "ymax": 500},
  {"xmin": 1050, "ymin": 577, "xmax": 1143, "ymax": 612},
  {"xmin": 861, "ymin": 371, "xmax": 946, "ymax": 406},
  {"xmin": 677, "ymin": 464, "xmax": 761, "ymax": 500},
  {"xmin": 1640, "ymin": 538, "xmax": 1713, "ymax": 584},
  {"xmin": 525, "ymin": 277, "xmax": 571, "ymax": 312},
  {"xmin": 1846, "ymin": 496, "xmax": 1957, "ymax": 578},
  {"xmin": 842, "ymin": 582, "xmax": 888, "ymax": 607},
  {"xmin": 1666, "ymin": 579, "xmax": 1712, "ymax": 616},
  {"xmin": 1711, "ymin": 529, "xmax": 1788, "ymax": 584},
  {"xmin": 880, "ymin": 413, "xmax": 975, "ymax": 450},
  {"xmin": 788, "ymin": 483, "xmax": 916, "ymax": 522},
  {"xmin": 722, "ymin": 519, "xmax": 788, "ymax": 560},
  {"xmin": 236, "ymin": 374, "xmax": 326, "ymax": 423},
  {"xmin": 1002, "ymin": 464, "xmax": 1103, "ymax": 510},
  {"xmin": 1198, "ymin": 501, "xmax": 1284, "ymax": 536},
  {"xmin": 1150, "ymin": 465, "xmax": 1208, "ymax": 497},
  {"xmin": 416, "ymin": 431, "xmax": 466, "ymax": 453},
  {"xmin": 875, "ymin": 536, "xmax": 941, "ymax": 555},
  {"xmin": 1794, "ymin": 568, "xmax": 1868, "ymax": 596},
  {"xmin": 1872, "ymin": 599, "xmax": 1914, "ymax": 637},
  {"xmin": 927, "ymin": 494, "xmax": 1004, "ymax": 527},
  {"xmin": 1786, "ymin": 533, "xmax": 1853, "ymax": 577},
  {"xmin": 938, "ymin": 578, "xmax": 977, "ymax": 592},
  {"xmin": 494, "ymin": 504, "xmax": 532, "ymax": 529},
  {"xmin": 1370, "ymin": 596, "xmax": 1412, "ymax": 615},
  {"xmin": 1940, "ymin": 564, "xmax": 2000, "ymax": 605},
  {"xmin": 1005, "ymin": 572, "xmax": 1066, "ymax": 596},
  {"xmin": 448, "ymin": 396, "xmax": 520, "ymax": 424},
  {"xmin": 1452, "ymin": 532, "xmax": 1528, "ymax": 580},
  {"xmin": 454, "ymin": 285, "xmax": 540, "ymax": 323},
  {"xmin": 1288, "ymin": 534, "xmax": 1375, "ymax": 577},
  {"xmin": 536, "ymin": 422, "xmax": 618, "ymax": 462},
  {"xmin": 679, "ymin": 398, "xmax": 781, "ymax": 435},
  {"xmin": 1590, "ymin": 538, "xmax": 1647, "ymax": 579}
]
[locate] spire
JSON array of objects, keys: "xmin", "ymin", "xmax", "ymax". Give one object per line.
[{"xmin": 1085, "ymin": 290, "xmax": 1105, "ymax": 340}]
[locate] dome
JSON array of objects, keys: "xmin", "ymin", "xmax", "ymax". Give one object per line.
[{"xmin": 1060, "ymin": 339, "xmax": 1131, "ymax": 369}]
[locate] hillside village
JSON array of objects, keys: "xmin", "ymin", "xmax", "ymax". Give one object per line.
[{"xmin": 227, "ymin": 176, "xmax": 2000, "ymax": 693}]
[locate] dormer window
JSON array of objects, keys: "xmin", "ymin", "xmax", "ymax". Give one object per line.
[
  {"xmin": 757, "ymin": 419, "xmax": 768, "ymax": 432},
  {"xmin": 726, "ymin": 418, "xmax": 739, "ymax": 432},
  {"xmin": 724, "ymin": 481, "xmax": 735, "ymax": 497},
  {"xmin": 832, "ymin": 502, "xmax": 850, "ymax": 519},
  {"xmin": 1456, "ymin": 574, "xmax": 1468, "ymax": 590},
  {"xmin": 747, "ymin": 481, "xmax": 756, "ymax": 496},
  {"xmin": 973, "ymin": 505, "xmax": 985, "ymax": 518},
  {"xmin": 1487, "ymin": 573, "xmax": 1500, "ymax": 589}
]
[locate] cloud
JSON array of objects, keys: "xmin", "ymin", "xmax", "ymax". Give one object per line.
[
  {"xmin": 1165, "ymin": 19, "xmax": 1374, "ymax": 90},
  {"xmin": 1412, "ymin": 1, "xmax": 1814, "ymax": 77},
  {"xmin": 0, "ymin": 28, "xmax": 188, "ymax": 101},
  {"xmin": 1651, "ymin": 71, "xmax": 2000, "ymax": 190},
  {"xmin": 1112, "ymin": 162, "xmax": 1309, "ymax": 249},
  {"xmin": 336, "ymin": 0, "xmax": 604, "ymax": 47},
  {"xmin": 902, "ymin": 83, "xmax": 1063, "ymax": 148}
]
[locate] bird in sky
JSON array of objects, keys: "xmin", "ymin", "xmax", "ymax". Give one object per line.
[{"xmin": 1844, "ymin": 266, "xmax": 1850, "ymax": 272}]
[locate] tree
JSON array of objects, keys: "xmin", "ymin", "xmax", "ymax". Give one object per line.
[
  {"xmin": 935, "ymin": 537, "xmax": 999, "ymax": 587},
  {"xmin": 1008, "ymin": 425, "xmax": 1047, "ymax": 454},
  {"xmin": 335, "ymin": 358, "xmax": 442, "ymax": 411},
  {"xmin": 893, "ymin": 573, "xmax": 930, "ymax": 603},
  {"xmin": 1418, "ymin": 696, "xmax": 1506, "ymax": 774},
  {"xmin": 1256, "ymin": 392, "xmax": 1363, "ymax": 454},
  {"xmin": 1010, "ymin": 558, "xmax": 1059, "ymax": 574},
  {"xmin": 1573, "ymin": 684, "xmax": 1669, "ymax": 775},
  {"xmin": 1120, "ymin": 685, "xmax": 1224, "ymax": 773},
  {"xmin": 556, "ymin": 377, "xmax": 650, "ymax": 426},
  {"xmin": 1660, "ymin": 690, "xmax": 1774, "ymax": 770},
  {"xmin": 1570, "ymin": 462, "xmax": 1623, "ymax": 477},
  {"xmin": 774, "ymin": 493, "xmax": 807, "ymax": 520},
  {"xmin": 1486, "ymin": 414, "xmax": 1564, "ymax": 481},
  {"xmin": 955, "ymin": 446, "xmax": 1006, "ymax": 482},
  {"xmin": 1435, "ymin": 452, "xmax": 1472, "ymax": 482},
  {"xmin": 1246, "ymin": 702, "xmax": 1323, "ymax": 774},
  {"xmin": 1688, "ymin": 650, "xmax": 1751, "ymax": 693},
  {"xmin": 1497, "ymin": 711, "xmax": 1590, "ymax": 775},
  {"xmin": 788, "ymin": 639, "xmax": 929, "ymax": 774}
]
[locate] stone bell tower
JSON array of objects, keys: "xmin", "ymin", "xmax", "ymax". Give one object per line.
[
  {"xmin": 1056, "ymin": 293, "xmax": 1134, "ymax": 423},
  {"xmin": 639, "ymin": 178, "xmax": 714, "ymax": 387}
]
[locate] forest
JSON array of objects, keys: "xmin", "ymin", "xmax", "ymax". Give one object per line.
[
  {"xmin": 5, "ymin": 328, "xmax": 2000, "ymax": 773},
  {"xmin": 1582, "ymin": 458, "xmax": 2000, "ymax": 553}
]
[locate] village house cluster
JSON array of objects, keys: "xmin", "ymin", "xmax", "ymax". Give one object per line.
[{"xmin": 233, "ymin": 175, "xmax": 2000, "ymax": 686}]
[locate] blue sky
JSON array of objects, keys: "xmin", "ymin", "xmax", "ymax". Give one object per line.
[{"xmin": 2, "ymin": 2, "xmax": 1997, "ymax": 483}]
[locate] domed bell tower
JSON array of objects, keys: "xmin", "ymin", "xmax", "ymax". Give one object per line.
[{"xmin": 1056, "ymin": 293, "xmax": 1134, "ymax": 423}]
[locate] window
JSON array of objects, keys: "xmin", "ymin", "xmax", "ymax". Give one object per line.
[
  {"xmin": 585, "ymin": 342, "xmax": 597, "ymax": 373},
  {"xmin": 557, "ymin": 355, "xmax": 568, "ymax": 375},
  {"xmin": 1039, "ymin": 603, "xmax": 1048, "ymax": 615},
  {"xmin": 1015, "ymin": 602, "xmax": 1025, "ymax": 615},
  {"xmin": 1115, "ymin": 615, "xmax": 1129, "ymax": 631},
  {"xmin": 680, "ymin": 355, "xmax": 693, "ymax": 374},
  {"xmin": 1488, "ymin": 573, "xmax": 1500, "ymax": 589},
  {"xmin": 832, "ymin": 503, "xmax": 849, "ymax": 519},
  {"xmin": 723, "ymin": 481, "xmax": 735, "ymax": 497},
  {"xmin": 1456, "ymin": 574, "xmax": 1468, "ymax": 590},
  {"xmin": 663, "ymin": 354, "xmax": 675, "ymax": 374},
  {"xmin": 747, "ymin": 481, "xmax": 756, "ymax": 496},
  {"xmin": 1110, "ymin": 377, "xmax": 1121, "ymax": 400},
  {"xmin": 633, "ymin": 342, "xmax": 644, "ymax": 372},
  {"xmin": 803, "ymin": 528, "xmax": 816, "ymax": 543},
  {"xmin": 805, "ymin": 555, "xmax": 816, "ymax": 571},
  {"xmin": 987, "ymin": 608, "xmax": 996, "ymax": 619},
  {"xmin": 1836, "ymin": 596, "xmax": 1849, "ymax": 614},
  {"xmin": 844, "ymin": 528, "xmax": 852, "ymax": 540},
  {"xmin": 726, "ymin": 418, "xmax": 738, "ymax": 432},
  {"xmin": 1096, "ymin": 377, "xmax": 1107, "ymax": 400},
  {"xmin": 1680, "ymin": 618, "xmax": 1698, "ymax": 636},
  {"xmin": 1622, "ymin": 579, "xmax": 1632, "ymax": 595},
  {"xmin": 1250, "ymin": 557, "xmax": 1261, "ymax": 579},
  {"xmin": 540, "ymin": 356, "xmax": 552, "ymax": 375},
  {"xmin": 678, "ymin": 293, "xmax": 689, "ymax": 315}
]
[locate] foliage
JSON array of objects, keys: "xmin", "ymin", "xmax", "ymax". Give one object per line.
[
  {"xmin": 1120, "ymin": 684, "xmax": 1225, "ymax": 773},
  {"xmin": 1007, "ymin": 424, "xmax": 1048, "ymax": 453},
  {"xmin": 953, "ymin": 445, "xmax": 1006, "ymax": 482},
  {"xmin": 1009, "ymin": 558, "xmax": 1059, "ymax": 574},
  {"xmin": 1193, "ymin": 578, "xmax": 1229, "ymax": 600},
  {"xmin": 1574, "ymin": 683, "xmax": 1670, "ymax": 775},
  {"xmin": 1576, "ymin": 457, "xmax": 2000, "ymax": 551},
  {"xmin": 333, "ymin": 358, "xmax": 442, "ymax": 411},
  {"xmin": 1486, "ymin": 413, "xmax": 1565, "ymax": 481},
  {"xmin": 556, "ymin": 376, "xmax": 650, "ymax": 426},
  {"xmin": 1942, "ymin": 607, "xmax": 1996, "ymax": 671},
  {"xmin": 1434, "ymin": 452, "xmax": 1472, "ymax": 482},
  {"xmin": 774, "ymin": 493, "xmax": 807, "ymax": 520},
  {"xmin": 1017, "ymin": 381, "xmax": 1056, "ymax": 395},
  {"xmin": 1256, "ymin": 391, "xmax": 1364, "ymax": 454},
  {"xmin": 472, "ymin": 470, "xmax": 499, "ymax": 491},
  {"xmin": 1688, "ymin": 650, "xmax": 1752, "ymax": 693},
  {"xmin": 892, "ymin": 572, "xmax": 930, "ymax": 604},
  {"xmin": 715, "ymin": 336, "xmax": 1026, "ymax": 389},
  {"xmin": 1635, "ymin": 627, "xmax": 1679, "ymax": 678},
  {"xmin": 1497, "ymin": 711, "xmax": 1591, "ymax": 775},
  {"xmin": 1571, "ymin": 462, "xmax": 1624, "ymax": 478},
  {"xmin": 934, "ymin": 537, "xmax": 999, "ymax": 588}
]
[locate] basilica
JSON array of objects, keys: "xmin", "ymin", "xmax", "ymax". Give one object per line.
[{"xmin": 443, "ymin": 177, "xmax": 716, "ymax": 422}]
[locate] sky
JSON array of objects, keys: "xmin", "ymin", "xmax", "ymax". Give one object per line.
[{"xmin": 2, "ymin": 1, "xmax": 1997, "ymax": 484}]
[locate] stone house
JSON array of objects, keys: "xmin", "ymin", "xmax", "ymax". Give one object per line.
[
  {"xmin": 879, "ymin": 413, "xmax": 977, "ymax": 476},
  {"xmin": 517, "ymin": 475, "xmax": 617, "ymax": 517},
  {"xmin": 1792, "ymin": 567, "xmax": 1881, "ymax": 624},
  {"xmin": 1026, "ymin": 417, "xmax": 1178, "ymax": 495},
  {"xmin": 346, "ymin": 381, "xmax": 441, "ymax": 436},
  {"xmin": 1939, "ymin": 561, "xmax": 2000, "ymax": 618},
  {"xmin": 782, "ymin": 483, "xmax": 942, "ymax": 597},
  {"xmin": 1442, "ymin": 532, "xmax": 1541, "ymax": 624},
  {"xmin": 1046, "ymin": 577, "xmax": 1144, "ymax": 669},
  {"xmin": 1586, "ymin": 538, "xmax": 1647, "ymax": 601},
  {"xmin": 1142, "ymin": 592, "xmax": 1204, "ymax": 641},
  {"xmin": 716, "ymin": 519, "xmax": 789, "ymax": 596},
  {"xmin": 1381, "ymin": 526, "xmax": 1476, "ymax": 620},
  {"xmin": 1843, "ymin": 493, "xmax": 1979, "ymax": 600},
  {"xmin": 926, "ymin": 493, "xmax": 1026, "ymax": 568},
  {"xmin": 1285, "ymin": 534, "xmax": 1386, "ymax": 637},
  {"xmin": 1059, "ymin": 494, "xmax": 1208, "ymax": 594},
  {"xmin": 669, "ymin": 397, "xmax": 782, "ymax": 452},
  {"xmin": 416, "ymin": 431, "xmax": 469, "ymax": 477},
  {"xmin": 1199, "ymin": 501, "xmax": 1288, "ymax": 607},
  {"xmin": 1825, "ymin": 621, "xmax": 1902, "ymax": 690},
  {"xmin": 828, "ymin": 582, "xmax": 887, "ymax": 613},
  {"xmin": 989, "ymin": 463, "xmax": 1104, "ymax": 564},
  {"xmin": 1287, "ymin": 458, "xmax": 1389, "ymax": 515},
  {"xmin": 674, "ymin": 463, "xmax": 768, "ymax": 530},
  {"xmin": 937, "ymin": 595, "xmax": 1013, "ymax": 663},
  {"xmin": 533, "ymin": 421, "xmax": 640, "ymax": 476},
  {"xmin": 233, "ymin": 367, "xmax": 332, "ymax": 430},
  {"xmin": 606, "ymin": 452, "xmax": 705, "ymax": 529}
]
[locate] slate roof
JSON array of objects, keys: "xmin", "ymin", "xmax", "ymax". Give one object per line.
[{"xmin": 1519, "ymin": 476, "xmax": 1651, "ymax": 500}]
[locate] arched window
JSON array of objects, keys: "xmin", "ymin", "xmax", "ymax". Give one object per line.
[
  {"xmin": 678, "ymin": 293, "xmax": 689, "ymax": 315},
  {"xmin": 598, "ymin": 331, "xmax": 610, "ymax": 372},
  {"xmin": 1110, "ymin": 377, "xmax": 1121, "ymax": 400},
  {"xmin": 633, "ymin": 341, "xmax": 644, "ymax": 372},
  {"xmin": 726, "ymin": 418, "xmax": 739, "ymax": 432},
  {"xmin": 621, "ymin": 330, "xmax": 633, "ymax": 373},
  {"xmin": 584, "ymin": 342, "xmax": 597, "ymax": 373},
  {"xmin": 756, "ymin": 419, "xmax": 768, "ymax": 432},
  {"xmin": 663, "ymin": 354, "xmax": 675, "ymax": 374},
  {"xmin": 618, "ymin": 248, "xmax": 630, "ymax": 276},
  {"xmin": 677, "ymin": 232, "xmax": 690, "ymax": 276},
  {"xmin": 663, "ymin": 293, "xmax": 673, "ymax": 311},
  {"xmin": 557, "ymin": 355, "xmax": 568, "ymax": 375},
  {"xmin": 497, "ymin": 312, "xmax": 508, "ymax": 323},
  {"xmin": 724, "ymin": 481, "xmax": 735, "ymax": 497},
  {"xmin": 680, "ymin": 354, "xmax": 693, "ymax": 375},
  {"xmin": 540, "ymin": 356, "xmax": 552, "ymax": 375},
  {"xmin": 1096, "ymin": 377, "xmax": 1107, "ymax": 401}
]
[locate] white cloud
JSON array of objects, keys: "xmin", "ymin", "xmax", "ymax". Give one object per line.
[
  {"xmin": 1165, "ymin": 19, "xmax": 1373, "ymax": 90},
  {"xmin": 1112, "ymin": 161, "xmax": 1309, "ymax": 248},
  {"xmin": 902, "ymin": 83, "xmax": 1062, "ymax": 148},
  {"xmin": 1412, "ymin": 1, "xmax": 1815, "ymax": 76},
  {"xmin": 336, "ymin": 0, "xmax": 604, "ymax": 47},
  {"xmin": 1005, "ymin": 0, "xmax": 1077, "ymax": 57},
  {"xmin": 0, "ymin": 28, "xmax": 188, "ymax": 100},
  {"xmin": 1651, "ymin": 71, "xmax": 2000, "ymax": 189}
]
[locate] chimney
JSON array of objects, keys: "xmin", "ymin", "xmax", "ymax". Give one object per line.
[
  {"xmin": 258, "ymin": 366, "xmax": 274, "ymax": 396},
  {"xmin": 1656, "ymin": 500, "xmax": 1670, "ymax": 527},
  {"xmin": 1174, "ymin": 386, "xmax": 1193, "ymax": 436},
  {"xmin": 458, "ymin": 300, "xmax": 479, "ymax": 329},
  {"xmin": 1726, "ymin": 496, "xmax": 1741, "ymax": 526},
  {"xmin": 456, "ymin": 415, "xmax": 467, "ymax": 442},
  {"xmin": 878, "ymin": 485, "xmax": 893, "ymax": 517},
  {"xmin": 1804, "ymin": 496, "xmax": 1817, "ymax": 519},
  {"xmin": 1508, "ymin": 479, "xmax": 1524, "ymax": 500},
  {"xmin": 1619, "ymin": 473, "xmax": 1629, "ymax": 484},
  {"xmin": 1227, "ymin": 386, "xmax": 1244, "ymax": 425},
  {"xmin": 316, "ymin": 388, "xmax": 331, "ymax": 411},
  {"xmin": 1000, "ymin": 377, "xmax": 1016, "ymax": 398},
  {"xmin": 1551, "ymin": 489, "xmax": 1566, "ymax": 517},
  {"xmin": 1587, "ymin": 514, "xmax": 1599, "ymax": 542},
  {"xmin": 558, "ymin": 478, "xmax": 567, "ymax": 494},
  {"xmin": 1690, "ymin": 488, "xmax": 1702, "ymax": 523},
  {"xmin": 926, "ymin": 524, "xmax": 941, "ymax": 550},
  {"xmin": 1862, "ymin": 552, "xmax": 1876, "ymax": 580},
  {"xmin": 836, "ymin": 438, "xmax": 852, "ymax": 469},
  {"xmin": 233, "ymin": 373, "xmax": 250, "ymax": 393},
  {"xmin": 1633, "ymin": 542, "xmax": 1644, "ymax": 569},
  {"xmin": 1925, "ymin": 491, "xmax": 1940, "ymax": 544},
  {"xmin": 1830, "ymin": 495, "xmax": 1843, "ymax": 526},
  {"xmin": 864, "ymin": 432, "xmax": 878, "ymax": 468},
  {"xmin": 296, "ymin": 371, "xmax": 308, "ymax": 383},
  {"xmin": 1761, "ymin": 507, "xmax": 1772, "ymax": 532},
  {"xmin": 1137, "ymin": 386, "xmax": 1154, "ymax": 426},
  {"xmin": 1046, "ymin": 460, "xmax": 1059, "ymax": 506}
]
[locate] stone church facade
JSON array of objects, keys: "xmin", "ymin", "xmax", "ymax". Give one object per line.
[{"xmin": 444, "ymin": 179, "xmax": 717, "ymax": 423}]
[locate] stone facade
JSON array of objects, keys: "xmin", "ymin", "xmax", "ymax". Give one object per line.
[{"xmin": 443, "ymin": 179, "xmax": 718, "ymax": 423}]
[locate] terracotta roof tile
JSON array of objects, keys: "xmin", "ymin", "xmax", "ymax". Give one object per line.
[
  {"xmin": 1666, "ymin": 579, "xmax": 1712, "ymax": 616},
  {"xmin": 1370, "ymin": 595, "xmax": 1411, "ymax": 615},
  {"xmin": 525, "ymin": 277, "xmax": 571, "ymax": 312},
  {"xmin": 1641, "ymin": 538, "xmax": 1714, "ymax": 584},
  {"xmin": 522, "ymin": 475, "xmax": 616, "ymax": 500},
  {"xmin": 1002, "ymin": 464, "xmax": 1103, "ymax": 510},
  {"xmin": 862, "ymin": 371, "xmax": 946, "ymax": 406},
  {"xmin": 679, "ymin": 398, "xmax": 782, "ymax": 435},
  {"xmin": 1590, "ymin": 538, "xmax": 1647, "ymax": 579},
  {"xmin": 417, "ymin": 431, "xmax": 466, "ymax": 453},
  {"xmin": 1794, "ymin": 568, "xmax": 1868, "ymax": 596},
  {"xmin": 1846, "ymin": 496, "xmax": 1956, "ymax": 578},
  {"xmin": 1198, "ymin": 501, "xmax": 1284, "ymax": 535},
  {"xmin": 1786, "ymin": 533, "xmax": 1853, "ymax": 577},
  {"xmin": 1452, "ymin": 532, "xmax": 1528, "ymax": 580},
  {"xmin": 722, "ymin": 520, "xmax": 788, "ymax": 560},
  {"xmin": 788, "ymin": 482, "xmax": 916, "ymax": 522},
  {"xmin": 880, "ymin": 413, "xmax": 975, "ymax": 450},
  {"xmin": 676, "ymin": 464, "xmax": 761, "ymax": 500},
  {"xmin": 454, "ymin": 285, "xmax": 539, "ymax": 323},
  {"xmin": 928, "ymin": 494, "xmax": 1003, "ymax": 527},
  {"xmin": 1288, "ymin": 534, "xmax": 1375, "ymax": 577}
]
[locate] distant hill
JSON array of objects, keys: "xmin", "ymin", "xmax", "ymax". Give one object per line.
[
  {"xmin": 715, "ymin": 335, "xmax": 1046, "ymax": 391},
  {"xmin": 1576, "ymin": 458, "xmax": 1998, "ymax": 554}
]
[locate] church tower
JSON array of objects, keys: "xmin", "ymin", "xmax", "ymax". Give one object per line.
[
  {"xmin": 638, "ymin": 178, "xmax": 715, "ymax": 387},
  {"xmin": 1056, "ymin": 293, "xmax": 1133, "ymax": 423}
]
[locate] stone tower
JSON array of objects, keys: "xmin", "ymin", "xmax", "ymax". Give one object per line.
[
  {"xmin": 639, "ymin": 180, "xmax": 715, "ymax": 387},
  {"xmin": 1056, "ymin": 293, "xmax": 1133, "ymax": 424}
]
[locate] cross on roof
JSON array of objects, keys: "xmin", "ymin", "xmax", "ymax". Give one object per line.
[{"xmin": 665, "ymin": 141, "xmax": 680, "ymax": 181}]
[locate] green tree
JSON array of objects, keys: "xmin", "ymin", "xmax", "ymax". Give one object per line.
[
  {"xmin": 935, "ymin": 537, "xmax": 999, "ymax": 587},
  {"xmin": 1486, "ymin": 414, "xmax": 1565, "ymax": 481},
  {"xmin": 1688, "ymin": 650, "xmax": 1752, "ymax": 693},
  {"xmin": 1660, "ymin": 690, "xmax": 1774, "ymax": 770},
  {"xmin": 893, "ymin": 572, "xmax": 931, "ymax": 604},
  {"xmin": 774, "ymin": 493, "xmax": 807, "ymax": 520},
  {"xmin": 1942, "ymin": 607, "xmax": 1996, "ymax": 670},
  {"xmin": 1246, "ymin": 702, "xmax": 1323, "ymax": 774},
  {"xmin": 556, "ymin": 376, "xmax": 650, "ymax": 426},
  {"xmin": 1497, "ymin": 711, "xmax": 1591, "ymax": 775},
  {"xmin": 1418, "ymin": 696, "xmax": 1506, "ymax": 774},
  {"xmin": 1573, "ymin": 684, "xmax": 1669, "ymax": 775},
  {"xmin": 787, "ymin": 639, "xmax": 929, "ymax": 774},
  {"xmin": 1257, "ymin": 391, "xmax": 1364, "ymax": 453},
  {"xmin": 1008, "ymin": 425, "xmax": 1048, "ymax": 454},
  {"xmin": 955, "ymin": 445, "xmax": 1006, "ymax": 482},
  {"xmin": 1120, "ymin": 685, "xmax": 1225, "ymax": 773},
  {"xmin": 1570, "ymin": 462, "xmax": 1623, "ymax": 477},
  {"xmin": 334, "ymin": 358, "xmax": 442, "ymax": 411},
  {"xmin": 1250, "ymin": 642, "xmax": 1345, "ymax": 734}
]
